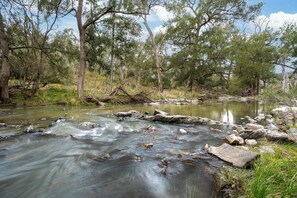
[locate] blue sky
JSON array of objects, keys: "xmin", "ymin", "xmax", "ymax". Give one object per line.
[
  {"xmin": 57, "ymin": 1, "xmax": 297, "ymax": 37},
  {"xmin": 253, "ymin": 0, "xmax": 297, "ymax": 15}
]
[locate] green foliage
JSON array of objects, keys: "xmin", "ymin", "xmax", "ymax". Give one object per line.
[
  {"xmin": 12, "ymin": 86, "xmax": 80, "ymax": 106},
  {"xmin": 248, "ymin": 145, "xmax": 297, "ymax": 198},
  {"xmin": 261, "ymin": 84, "xmax": 297, "ymax": 106}
]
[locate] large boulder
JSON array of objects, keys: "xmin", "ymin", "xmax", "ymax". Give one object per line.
[
  {"xmin": 207, "ymin": 143, "xmax": 259, "ymax": 168},
  {"xmin": 142, "ymin": 114, "xmax": 213, "ymax": 125},
  {"xmin": 265, "ymin": 130, "xmax": 295, "ymax": 143}
]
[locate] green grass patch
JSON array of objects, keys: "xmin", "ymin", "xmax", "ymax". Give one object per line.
[
  {"xmin": 247, "ymin": 144, "xmax": 297, "ymax": 198},
  {"xmin": 218, "ymin": 143, "xmax": 297, "ymax": 198}
]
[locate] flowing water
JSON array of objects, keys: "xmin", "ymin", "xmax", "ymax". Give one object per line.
[{"xmin": 0, "ymin": 102, "xmax": 274, "ymax": 198}]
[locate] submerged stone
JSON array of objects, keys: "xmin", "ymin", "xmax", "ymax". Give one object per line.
[
  {"xmin": 115, "ymin": 110, "xmax": 140, "ymax": 117},
  {"xmin": 178, "ymin": 128, "xmax": 187, "ymax": 134},
  {"xmin": 207, "ymin": 143, "xmax": 259, "ymax": 168},
  {"xmin": 78, "ymin": 122, "xmax": 100, "ymax": 130},
  {"xmin": 95, "ymin": 153, "xmax": 111, "ymax": 160},
  {"xmin": 24, "ymin": 125, "xmax": 46, "ymax": 133},
  {"xmin": 143, "ymin": 143, "xmax": 153, "ymax": 150}
]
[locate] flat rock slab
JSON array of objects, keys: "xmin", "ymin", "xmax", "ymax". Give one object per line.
[
  {"xmin": 208, "ymin": 143, "xmax": 259, "ymax": 168},
  {"xmin": 142, "ymin": 114, "xmax": 213, "ymax": 125}
]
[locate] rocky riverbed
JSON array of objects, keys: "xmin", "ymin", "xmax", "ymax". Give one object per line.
[{"xmin": 0, "ymin": 103, "xmax": 295, "ymax": 197}]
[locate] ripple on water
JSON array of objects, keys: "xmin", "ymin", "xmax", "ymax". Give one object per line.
[{"xmin": 0, "ymin": 110, "xmax": 230, "ymax": 198}]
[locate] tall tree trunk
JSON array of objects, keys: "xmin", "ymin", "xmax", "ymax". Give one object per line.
[
  {"xmin": 76, "ymin": 0, "xmax": 86, "ymax": 99},
  {"xmin": 0, "ymin": 12, "xmax": 11, "ymax": 103},
  {"xmin": 143, "ymin": 15, "xmax": 163, "ymax": 92},
  {"xmin": 110, "ymin": 13, "xmax": 115, "ymax": 93}
]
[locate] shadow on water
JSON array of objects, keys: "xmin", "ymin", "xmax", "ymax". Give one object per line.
[{"xmin": 0, "ymin": 101, "xmax": 274, "ymax": 198}]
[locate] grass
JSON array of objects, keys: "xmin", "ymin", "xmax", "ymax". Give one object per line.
[
  {"xmin": 248, "ymin": 144, "xmax": 297, "ymax": 198},
  {"xmin": 10, "ymin": 86, "xmax": 81, "ymax": 106},
  {"xmin": 8, "ymin": 82, "xmax": 217, "ymax": 106},
  {"xmin": 217, "ymin": 143, "xmax": 297, "ymax": 198}
]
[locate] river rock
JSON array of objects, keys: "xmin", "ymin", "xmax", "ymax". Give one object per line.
[
  {"xmin": 207, "ymin": 143, "xmax": 259, "ymax": 168},
  {"xmin": 245, "ymin": 139, "xmax": 258, "ymax": 146},
  {"xmin": 272, "ymin": 107, "xmax": 297, "ymax": 126},
  {"xmin": 142, "ymin": 114, "xmax": 212, "ymax": 125},
  {"xmin": 115, "ymin": 110, "xmax": 140, "ymax": 117},
  {"xmin": 245, "ymin": 123, "xmax": 264, "ymax": 131},
  {"xmin": 178, "ymin": 128, "xmax": 187, "ymax": 134},
  {"xmin": 149, "ymin": 102, "xmax": 160, "ymax": 106},
  {"xmin": 239, "ymin": 129, "xmax": 265, "ymax": 139},
  {"xmin": 288, "ymin": 128, "xmax": 297, "ymax": 142},
  {"xmin": 95, "ymin": 153, "xmax": 111, "ymax": 160},
  {"xmin": 143, "ymin": 143, "xmax": 153, "ymax": 150},
  {"xmin": 266, "ymin": 123, "xmax": 277, "ymax": 130},
  {"xmin": 154, "ymin": 109, "xmax": 168, "ymax": 116},
  {"xmin": 254, "ymin": 114, "xmax": 265, "ymax": 122},
  {"xmin": 259, "ymin": 146, "xmax": 275, "ymax": 155},
  {"xmin": 265, "ymin": 130, "xmax": 295, "ymax": 143},
  {"xmin": 0, "ymin": 123, "xmax": 6, "ymax": 127},
  {"xmin": 78, "ymin": 122, "xmax": 100, "ymax": 130},
  {"xmin": 225, "ymin": 134, "xmax": 244, "ymax": 145},
  {"xmin": 235, "ymin": 125, "xmax": 245, "ymax": 132},
  {"xmin": 24, "ymin": 125, "xmax": 46, "ymax": 133},
  {"xmin": 210, "ymin": 128, "xmax": 223, "ymax": 133},
  {"xmin": 55, "ymin": 117, "xmax": 65, "ymax": 123}
]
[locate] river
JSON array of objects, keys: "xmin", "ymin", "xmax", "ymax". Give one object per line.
[{"xmin": 0, "ymin": 101, "xmax": 273, "ymax": 198}]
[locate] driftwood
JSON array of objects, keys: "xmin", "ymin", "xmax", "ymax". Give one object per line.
[
  {"xmin": 84, "ymin": 97, "xmax": 105, "ymax": 106},
  {"xmin": 98, "ymin": 86, "xmax": 152, "ymax": 104}
]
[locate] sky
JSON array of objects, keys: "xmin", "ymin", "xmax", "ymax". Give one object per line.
[{"xmin": 57, "ymin": 0, "xmax": 297, "ymax": 38}]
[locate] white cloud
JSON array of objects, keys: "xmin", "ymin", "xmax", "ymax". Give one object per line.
[
  {"xmin": 153, "ymin": 25, "xmax": 167, "ymax": 35},
  {"xmin": 147, "ymin": 6, "xmax": 174, "ymax": 22},
  {"xmin": 255, "ymin": 11, "xmax": 297, "ymax": 30}
]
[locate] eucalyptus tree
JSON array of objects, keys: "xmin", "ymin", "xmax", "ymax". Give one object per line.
[
  {"xmin": 232, "ymin": 31, "xmax": 278, "ymax": 95},
  {"xmin": 85, "ymin": 14, "xmax": 141, "ymax": 88},
  {"xmin": 63, "ymin": 0, "xmax": 148, "ymax": 99},
  {"xmin": 279, "ymin": 23, "xmax": 297, "ymax": 72},
  {"xmin": 167, "ymin": 0, "xmax": 262, "ymax": 91},
  {"xmin": 0, "ymin": 0, "xmax": 66, "ymax": 100},
  {"xmin": 141, "ymin": 1, "xmax": 167, "ymax": 92},
  {"xmin": 0, "ymin": 11, "xmax": 10, "ymax": 103}
]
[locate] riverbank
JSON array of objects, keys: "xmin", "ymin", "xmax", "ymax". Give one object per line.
[
  {"xmin": 213, "ymin": 107, "xmax": 297, "ymax": 197},
  {"xmin": 5, "ymin": 85, "xmax": 259, "ymax": 107}
]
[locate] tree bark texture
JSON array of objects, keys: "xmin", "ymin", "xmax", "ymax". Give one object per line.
[
  {"xmin": 0, "ymin": 12, "xmax": 11, "ymax": 103},
  {"xmin": 76, "ymin": 0, "xmax": 86, "ymax": 99},
  {"xmin": 143, "ymin": 15, "xmax": 163, "ymax": 92}
]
